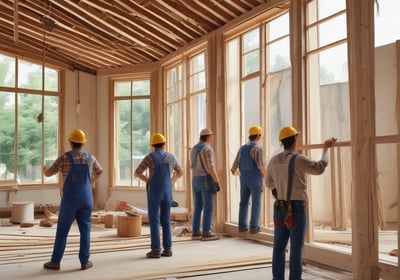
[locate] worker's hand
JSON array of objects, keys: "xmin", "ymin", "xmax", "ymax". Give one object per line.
[
  {"xmin": 213, "ymin": 182, "xmax": 221, "ymax": 193},
  {"xmin": 271, "ymin": 188, "xmax": 278, "ymax": 199},
  {"xmin": 324, "ymin": 137, "xmax": 337, "ymax": 149}
]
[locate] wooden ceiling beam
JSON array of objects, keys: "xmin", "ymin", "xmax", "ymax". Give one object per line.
[
  {"xmin": 143, "ymin": 2, "xmax": 204, "ymax": 39},
  {"xmin": 52, "ymin": 0, "xmax": 170, "ymax": 57},
  {"xmin": 117, "ymin": 0, "xmax": 193, "ymax": 42},
  {"xmin": 85, "ymin": 0, "xmax": 185, "ymax": 50}
]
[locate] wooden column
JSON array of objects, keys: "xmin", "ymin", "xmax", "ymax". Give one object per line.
[
  {"xmin": 208, "ymin": 32, "xmax": 227, "ymax": 232},
  {"xmin": 397, "ymin": 40, "xmax": 400, "ymax": 278},
  {"xmin": 290, "ymin": 0, "xmax": 309, "ymax": 240},
  {"xmin": 346, "ymin": 0, "xmax": 379, "ymax": 279}
]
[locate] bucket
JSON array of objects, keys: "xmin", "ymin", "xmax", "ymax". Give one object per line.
[
  {"xmin": 10, "ymin": 202, "xmax": 34, "ymax": 224},
  {"xmin": 117, "ymin": 215, "xmax": 142, "ymax": 237}
]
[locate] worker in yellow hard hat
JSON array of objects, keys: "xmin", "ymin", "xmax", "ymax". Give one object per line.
[
  {"xmin": 134, "ymin": 133, "xmax": 183, "ymax": 258},
  {"xmin": 231, "ymin": 125, "xmax": 266, "ymax": 235},
  {"xmin": 43, "ymin": 129, "xmax": 103, "ymax": 270},
  {"xmin": 266, "ymin": 126, "xmax": 337, "ymax": 280},
  {"xmin": 190, "ymin": 128, "xmax": 221, "ymax": 241}
]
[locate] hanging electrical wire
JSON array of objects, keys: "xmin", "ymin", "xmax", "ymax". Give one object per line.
[{"xmin": 76, "ymin": 70, "xmax": 81, "ymax": 128}]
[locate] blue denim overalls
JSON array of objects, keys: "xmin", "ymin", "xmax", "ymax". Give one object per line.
[
  {"xmin": 51, "ymin": 151, "xmax": 92, "ymax": 265},
  {"xmin": 238, "ymin": 142, "xmax": 263, "ymax": 232},
  {"xmin": 147, "ymin": 150, "xmax": 172, "ymax": 251}
]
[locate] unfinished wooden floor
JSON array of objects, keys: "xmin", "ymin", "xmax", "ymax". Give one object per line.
[{"xmin": 0, "ymin": 217, "xmax": 353, "ymax": 280}]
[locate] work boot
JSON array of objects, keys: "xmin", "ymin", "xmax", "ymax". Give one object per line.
[
  {"xmin": 81, "ymin": 261, "xmax": 93, "ymax": 270},
  {"xmin": 249, "ymin": 227, "xmax": 260, "ymax": 234},
  {"xmin": 146, "ymin": 250, "xmax": 161, "ymax": 258},
  {"xmin": 191, "ymin": 231, "xmax": 202, "ymax": 240},
  {"xmin": 161, "ymin": 249, "xmax": 173, "ymax": 257},
  {"xmin": 43, "ymin": 261, "xmax": 60, "ymax": 270},
  {"xmin": 201, "ymin": 232, "xmax": 220, "ymax": 241}
]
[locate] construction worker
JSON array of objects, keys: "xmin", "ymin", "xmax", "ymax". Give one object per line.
[
  {"xmin": 43, "ymin": 129, "xmax": 103, "ymax": 270},
  {"xmin": 190, "ymin": 128, "xmax": 221, "ymax": 241},
  {"xmin": 231, "ymin": 125, "xmax": 266, "ymax": 234},
  {"xmin": 134, "ymin": 133, "xmax": 183, "ymax": 258},
  {"xmin": 266, "ymin": 126, "xmax": 336, "ymax": 280}
]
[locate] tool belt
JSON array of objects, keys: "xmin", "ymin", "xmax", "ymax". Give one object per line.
[
  {"xmin": 273, "ymin": 153, "xmax": 298, "ymax": 229},
  {"xmin": 274, "ymin": 200, "xmax": 293, "ymax": 228}
]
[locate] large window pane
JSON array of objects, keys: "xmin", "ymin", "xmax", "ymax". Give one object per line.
[
  {"xmin": 0, "ymin": 53, "xmax": 60, "ymax": 186},
  {"xmin": 167, "ymin": 65, "xmax": 183, "ymax": 102},
  {"xmin": 319, "ymin": 44, "xmax": 348, "ymax": 85},
  {"xmin": 115, "ymin": 81, "xmax": 131, "ymax": 97},
  {"xmin": 242, "ymin": 28, "xmax": 260, "ymax": 76},
  {"xmin": 133, "ymin": 80, "xmax": 150, "ymax": 96},
  {"xmin": 166, "ymin": 101, "xmax": 186, "ymax": 191},
  {"xmin": 375, "ymin": 0, "xmax": 400, "ymax": 47},
  {"xmin": 18, "ymin": 60, "xmax": 42, "ymax": 90},
  {"xmin": 115, "ymin": 100, "xmax": 131, "ymax": 185},
  {"xmin": 268, "ymin": 37, "xmax": 290, "ymax": 73},
  {"xmin": 243, "ymin": 50, "xmax": 260, "ymax": 76},
  {"xmin": 189, "ymin": 93, "xmax": 206, "ymax": 137},
  {"xmin": 318, "ymin": 0, "xmax": 346, "ymax": 19},
  {"xmin": 268, "ymin": 13, "xmax": 289, "ymax": 41},
  {"xmin": 319, "ymin": 14, "xmax": 347, "ymax": 47},
  {"xmin": 243, "ymin": 28, "xmax": 259, "ymax": 52},
  {"xmin": 43, "ymin": 95, "xmax": 59, "ymax": 183},
  {"xmin": 0, "ymin": 54, "xmax": 15, "ymax": 87},
  {"xmin": 114, "ymin": 79, "xmax": 150, "ymax": 187},
  {"xmin": 242, "ymin": 77, "xmax": 260, "ymax": 131},
  {"xmin": 44, "ymin": 68, "xmax": 59, "ymax": 92},
  {"xmin": 0, "ymin": 92, "xmax": 15, "ymax": 180},
  {"xmin": 17, "ymin": 93, "xmax": 43, "ymax": 184},
  {"xmin": 267, "ymin": 70, "xmax": 292, "ymax": 155}
]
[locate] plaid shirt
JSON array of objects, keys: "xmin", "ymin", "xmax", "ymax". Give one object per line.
[
  {"xmin": 134, "ymin": 151, "xmax": 183, "ymax": 179},
  {"xmin": 46, "ymin": 149, "xmax": 103, "ymax": 181},
  {"xmin": 231, "ymin": 141, "xmax": 266, "ymax": 173},
  {"xmin": 190, "ymin": 142, "xmax": 216, "ymax": 176}
]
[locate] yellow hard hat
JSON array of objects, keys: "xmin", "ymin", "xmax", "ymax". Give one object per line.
[
  {"xmin": 249, "ymin": 125, "xmax": 262, "ymax": 135},
  {"xmin": 279, "ymin": 126, "xmax": 298, "ymax": 141},
  {"xmin": 68, "ymin": 129, "xmax": 87, "ymax": 143},
  {"xmin": 151, "ymin": 133, "xmax": 166, "ymax": 145}
]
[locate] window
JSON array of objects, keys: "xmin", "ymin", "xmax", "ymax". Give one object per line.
[
  {"xmin": 165, "ymin": 50, "xmax": 207, "ymax": 191},
  {"xmin": 113, "ymin": 79, "xmax": 150, "ymax": 187},
  {"xmin": 0, "ymin": 53, "xmax": 60, "ymax": 184},
  {"xmin": 306, "ymin": 0, "xmax": 351, "ymax": 234},
  {"xmin": 225, "ymin": 13, "xmax": 291, "ymax": 226},
  {"xmin": 265, "ymin": 12, "xmax": 292, "ymax": 156}
]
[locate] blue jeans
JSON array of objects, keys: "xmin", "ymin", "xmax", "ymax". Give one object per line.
[
  {"xmin": 52, "ymin": 200, "xmax": 92, "ymax": 264},
  {"xmin": 272, "ymin": 201, "xmax": 306, "ymax": 280},
  {"xmin": 147, "ymin": 190, "xmax": 172, "ymax": 251},
  {"xmin": 238, "ymin": 178, "xmax": 263, "ymax": 231},
  {"xmin": 192, "ymin": 175, "xmax": 215, "ymax": 234}
]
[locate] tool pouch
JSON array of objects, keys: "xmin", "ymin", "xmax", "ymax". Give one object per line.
[
  {"xmin": 205, "ymin": 175, "xmax": 220, "ymax": 193},
  {"xmin": 274, "ymin": 200, "xmax": 293, "ymax": 229}
]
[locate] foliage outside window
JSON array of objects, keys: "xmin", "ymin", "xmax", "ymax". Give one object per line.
[
  {"xmin": 113, "ymin": 79, "xmax": 150, "ymax": 187},
  {"xmin": 0, "ymin": 53, "xmax": 60, "ymax": 184}
]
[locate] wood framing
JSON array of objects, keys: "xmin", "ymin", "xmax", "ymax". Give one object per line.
[{"xmin": 346, "ymin": 0, "xmax": 379, "ymax": 279}]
